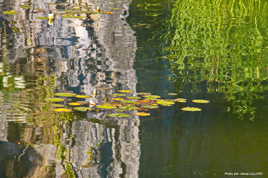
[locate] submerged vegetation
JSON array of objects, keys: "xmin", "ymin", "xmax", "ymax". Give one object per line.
[{"xmin": 166, "ymin": 0, "xmax": 268, "ymax": 120}]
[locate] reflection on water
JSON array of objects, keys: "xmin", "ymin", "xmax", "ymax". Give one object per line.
[
  {"xmin": 0, "ymin": 0, "xmax": 140, "ymax": 177},
  {"xmin": 167, "ymin": 0, "xmax": 268, "ymax": 121}
]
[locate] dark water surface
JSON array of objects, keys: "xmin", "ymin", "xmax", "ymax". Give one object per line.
[{"xmin": 1, "ymin": 0, "xmax": 268, "ymax": 177}]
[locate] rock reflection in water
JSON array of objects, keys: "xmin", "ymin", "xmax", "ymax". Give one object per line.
[{"xmin": 0, "ymin": 0, "xmax": 140, "ymax": 177}]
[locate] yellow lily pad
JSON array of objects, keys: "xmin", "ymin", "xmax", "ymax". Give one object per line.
[
  {"xmin": 137, "ymin": 92, "xmax": 151, "ymax": 96},
  {"xmin": 112, "ymin": 93, "xmax": 126, "ymax": 97},
  {"xmin": 108, "ymin": 113, "xmax": 132, "ymax": 118},
  {"xmin": 135, "ymin": 112, "xmax": 151, "ymax": 117},
  {"xmin": 48, "ymin": 98, "xmax": 65, "ymax": 102},
  {"xmin": 73, "ymin": 107, "xmax": 92, "ymax": 112},
  {"xmin": 96, "ymin": 104, "xmax": 117, "ymax": 109},
  {"xmin": 156, "ymin": 99, "xmax": 175, "ymax": 106},
  {"xmin": 3, "ymin": 10, "xmax": 17, "ymax": 15},
  {"xmin": 55, "ymin": 92, "xmax": 76, "ymax": 97},
  {"xmin": 75, "ymin": 94, "xmax": 91, "ymax": 98},
  {"xmin": 54, "ymin": 108, "xmax": 72, "ymax": 112},
  {"xmin": 168, "ymin": 93, "xmax": 177, "ymax": 96},
  {"xmin": 144, "ymin": 95, "xmax": 161, "ymax": 100},
  {"xmin": 181, "ymin": 107, "xmax": 202, "ymax": 112},
  {"xmin": 36, "ymin": 16, "xmax": 49, "ymax": 20},
  {"xmin": 68, "ymin": 102, "xmax": 83, "ymax": 106},
  {"xmin": 117, "ymin": 89, "xmax": 133, "ymax": 93},
  {"xmin": 174, "ymin": 98, "xmax": 187, "ymax": 103},
  {"xmin": 192, "ymin": 99, "xmax": 210, "ymax": 104},
  {"xmin": 112, "ymin": 98, "xmax": 125, "ymax": 101},
  {"xmin": 127, "ymin": 96, "xmax": 141, "ymax": 100}
]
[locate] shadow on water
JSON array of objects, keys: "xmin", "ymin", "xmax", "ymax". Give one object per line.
[{"xmin": 129, "ymin": 0, "xmax": 268, "ymax": 177}]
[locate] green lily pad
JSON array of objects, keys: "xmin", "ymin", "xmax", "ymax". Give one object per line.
[
  {"xmin": 75, "ymin": 94, "xmax": 91, "ymax": 98},
  {"xmin": 112, "ymin": 93, "xmax": 126, "ymax": 97},
  {"xmin": 181, "ymin": 107, "xmax": 202, "ymax": 112},
  {"xmin": 108, "ymin": 113, "xmax": 132, "ymax": 118},
  {"xmin": 52, "ymin": 104, "xmax": 65, "ymax": 107},
  {"xmin": 36, "ymin": 16, "xmax": 49, "ymax": 20},
  {"xmin": 54, "ymin": 108, "xmax": 72, "ymax": 112},
  {"xmin": 73, "ymin": 107, "xmax": 92, "ymax": 112},
  {"xmin": 142, "ymin": 105, "xmax": 159, "ymax": 109},
  {"xmin": 156, "ymin": 99, "xmax": 175, "ymax": 106},
  {"xmin": 48, "ymin": 98, "xmax": 65, "ymax": 102},
  {"xmin": 20, "ymin": 5, "xmax": 31, "ymax": 9},
  {"xmin": 192, "ymin": 99, "xmax": 210, "ymax": 104},
  {"xmin": 55, "ymin": 92, "xmax": 76, "ymax": 97},
  {"xmin": 96, "ymin": 104, "xmax": 117, "ymax": 109},
  {"xmin": 127, "ymin": 96, "xmax": 141, "ymax": 100},
  {"xmin": 3, "ymin": 10, "xmax": 17, "ymax": 15},
  {"xmin": 144, "ymin": 95, "xmax": 161, "ymax": 100}
]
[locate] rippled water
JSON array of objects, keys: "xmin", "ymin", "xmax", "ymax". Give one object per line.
[{"xmin": 1, "ymin": 0, "xmax": 268, "ymax": 177}]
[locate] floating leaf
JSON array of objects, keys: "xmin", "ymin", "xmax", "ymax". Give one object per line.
[
  {"xmin": 192, "ymin": 99, "xmax": 210, "ymax": 104},
  {"xmin": 121, "ymin": 100, "xmax": 138, "ymax": 104},
  {"xmin": 127, "ymin": 96, "xmax": 141, "ymax": 100},
  {"xmin": 75, "ymin": 94, "xmax": 91, "ymax": 98},
  {"xmin": 137, "ymin": 92, "xmax": 151, "ymax": 96},
  {"xmin": 181, "ymin": 107, "xmax": 202, "ymax": 112},
  {"xmin": 112, "ymin": 98, "xmax": 125, "ymax": 101},
  {"xmin": 68, "ymin": 102, "xmax": 83, "ymax": 106},
  {"xmin": 73, "ymin": 107, "xmax": 91, "ymax": 112},
  {"xmin": 96, "ymin": 104, "xmax": 117, "ymax": 109},
  {"xmin": 55, "ymin": 92, "xmax": 76, "ymax": 97},
  {"xmin": 3, "ymin": 10, "xmax": 17, "ymax": 15},
  {"xmin": 156, "ymin": 99, "xmax": 175, "ymax": 106},
  {"xmin": 174, "ymin": 98, "xmax": 187, "ymax": 103},
  {"xmin": 135, "ymin": 112, "xmax": 151, "ymax": 117},
  {"xmin": 168, "ymin": 93, "xmax": 177, "ymax": 96},
  {"xmin": 117, "ymin": 105, "xmax": 138, "ymax": 111},
  {"xmin": 117, "ymin": 89, "xmax": 133, "ymax": 93},
  {"xmin": 48, "ymin": 98, "xmax": 65, "ymax": 102},
  {"xmin": 144, "ymin": 95, "xmax": 161, "ymax": 100},
  {"xmin": 112, "ymin": 93, "xmax": 126, "ymax": 97},
  {"xmin": 62, "ymin": 14, "xmax": 86, "ymax": 19},
  {"xmin": 54, "ymin": 108, "xmax": 72, "ymax": 112},
  {"xmin": 108, "ymin": 113, "xmax": 131, "ymax": 118}
]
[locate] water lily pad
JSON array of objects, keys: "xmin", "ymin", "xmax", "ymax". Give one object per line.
[
  {"xmin": 137, "ymin": 92, "xmax": 151, "ymax": 96},
  {"xmin": 48, "ymin": 98, "xmax": 65, "ymax": 102},
  {"xmin": 112, "ymin": 98, "xmax": 125, "ymax": 101},
  {"xmin": 36, "ymin": 16, "xmax": 49, "ymax": 20},
  {"xmin": 112, "ymin": 93, "xmax": 126, "ymax": 97},
  {"xmin": 192, "ymin": 99, "xmax": 210, "ymax": 104},
  {"xmin": 127, "ymin": 96, "xmax": 141, "ymax": 100},
  {"xmin": 144, "ymin": 95, "xmax": 161, "ymax": 100},
  {"xmin": 68, "ymin": 102, "xmax": 83, "ymax": 106},
  {"xmin": 117, "ymin": 89, "xmax": 133, "ymax": 93},
  {"xmin": 62, "ymin": 14, "xmax": 86, "ymax": 19},
  {"xmin": 55, "ymin": 92, "xmax": 76, "ymax": 97},
  {"xmin": 168, "ymin": 93, "xmax": 177, "ymax": 96},
  {"xmin": 75, "ymin": 94, "xmax": 91, "ymax": 98},
  {"xmin": 181, "ymin": 107, "xmax": 202, "ymax": 112},
  {"xmin": 117, "ymin": 105, "xmax": 138, "ymax": 111},
  {"xmin": 96, "ymin": 104, "xmax": 117, "ymax": 109},
  {"xmin": 73, "ymin": 107, "xmax": 91, "ymax": 112},
  {"xmin": 156, "ymin": 99, "xmax": 175, "ymax": 106},
  {"xmin": 54, "ymin": 108, "xmax": 72, "ymax": 112},
  {"xmin": 3, "ymin": 10, "xmax": 17, "ymax": 15},
  {"xmin": 174, "ymin": 98, "xmax": 187, "ymax": 103},
  {"xmin": 108, "ymin": 113, "xmax": 132, "ymax": 118},
  {"xmin": 135, "ymin": 112, "xmax": 151, "ymax": 117}
]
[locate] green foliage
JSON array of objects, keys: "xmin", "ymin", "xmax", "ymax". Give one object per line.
[{"xmin": 166, "ymin": 0, "xmax": 268, "ymax": 120}]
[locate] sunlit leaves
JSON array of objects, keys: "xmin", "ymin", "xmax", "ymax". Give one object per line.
[
  {"xmin": 135, "ymin": 112, "xmax": 151, "ymax": 117},
  {"xmin": 75, "ymin": 94, "xmax": 91, "ymax": 98},
  {"xmin": 108, "ymin": 113, "xmax": 131, "ymax": 118},
  {"xmin": 96, "ymin": 104, "xmax": 117, "ymax": 109},
  {"xmin": 3, "ymin": 10, "xmax": 17, "ymax": 15},
  {"xmin": 73, "ymin": 107, "xmax": 91, "ymax": 112},
  {"xmin": 192, "ymin": 99, "xmax": 210, "ymax": 104},
  {"xmin": 156, "ymin": 99, "xmax": 175, "ymax": 106},
  {"xmin": 48, "ymin": 98, "xmax": 65, "ymax": 102},
  {"xmin": 68, "ymin": 102, "xmax": 83, "ymax": 106},
  {"xmin": 54, "ymin": 108, "xmax": 72, "ymax": 112},
  {"xmin": 174, "ymin": 98, "xmax": 187, "ymax": 103},
  {"xmin": 117, "ymin": 89, "xmax": 133, "ymax": 93},
  {"xmin": 55, "ymin": 92, "xmax": 76, "ymax": 97},
  {"xmin": 181, "ymin": 107, "xmax": 202, "ymax": 112}
]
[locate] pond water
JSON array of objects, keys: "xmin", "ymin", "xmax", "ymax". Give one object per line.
[{"xmin": 1, "ymin": 0, "xmax": 268, "ymax": 177}]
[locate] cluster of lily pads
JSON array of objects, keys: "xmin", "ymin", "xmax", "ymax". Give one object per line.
[{"xmin": 48, "ymin": 89, "xmax": 210, "ymax": 118}]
